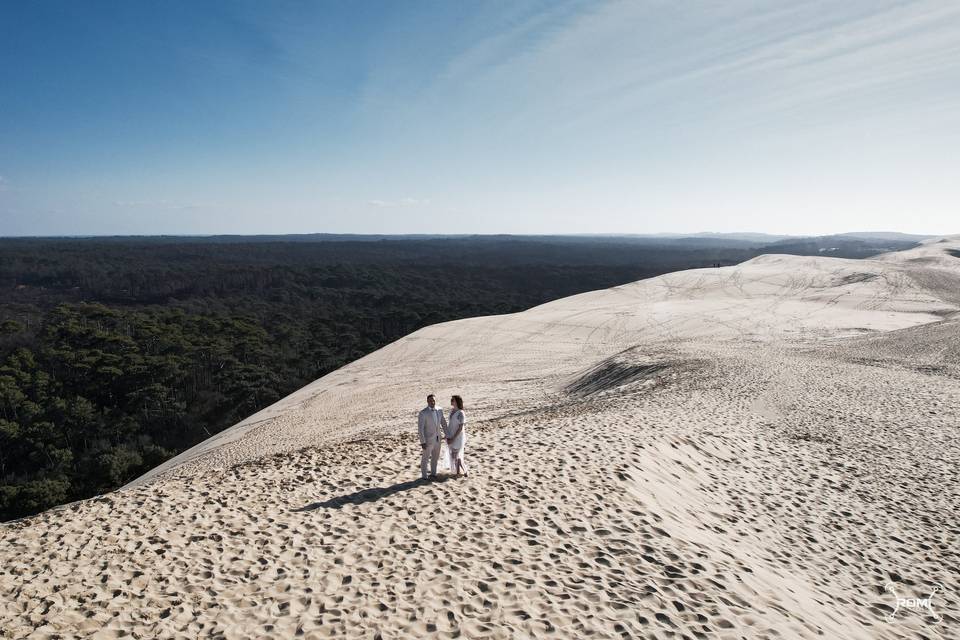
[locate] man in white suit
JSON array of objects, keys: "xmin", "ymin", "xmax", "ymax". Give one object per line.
[{"xmin": 418, "ymin": 394, "xmax": 447, "ymax": 479}]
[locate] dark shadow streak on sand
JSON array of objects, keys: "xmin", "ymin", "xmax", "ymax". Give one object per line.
[{"xmin": 294, "ymin": 476, "xmax": 451, "ymax": 511}]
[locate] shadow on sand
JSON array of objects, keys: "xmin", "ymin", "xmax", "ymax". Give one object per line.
[{"xmin": 294, "ymin": 476, "xmax": 451, "ymax": 511}]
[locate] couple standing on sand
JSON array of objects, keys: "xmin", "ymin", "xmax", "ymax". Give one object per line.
[{"xmin": 418, "ymin": 394, "xmax": 468, "ymax": 480}]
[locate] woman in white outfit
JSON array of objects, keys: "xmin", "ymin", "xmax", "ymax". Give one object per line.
[{"xmin": 446, "ymin": 395, "xmax": 468, "ymax": 477}]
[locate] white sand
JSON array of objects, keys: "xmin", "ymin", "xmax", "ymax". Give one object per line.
[{"xmin": 3, "ymin": 238, "xmax": 959, "ymax": 638}]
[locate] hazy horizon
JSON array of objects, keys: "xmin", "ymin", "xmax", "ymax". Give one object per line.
[
  {"xmin": 0, "ymin": 230, "xmax": 944, "ymax": 241},
  {"xmin": 2, "ymin": 1, "xmax": 959, "ymax": 236}
]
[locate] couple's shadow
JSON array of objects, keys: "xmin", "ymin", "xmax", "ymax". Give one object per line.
[{"xmin": 294, "ymin": 475, "xmax": 452, "ymax": 511}]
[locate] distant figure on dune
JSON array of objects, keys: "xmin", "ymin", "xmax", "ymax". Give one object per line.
[
  {"xmin": 445, "ymin": 395, "xmax": 468, "ymax": 478},
  {"xmin": 418, "ymin": 394, "xmax": 446, "ymax": 480}
]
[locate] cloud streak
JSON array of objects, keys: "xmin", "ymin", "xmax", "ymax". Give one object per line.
[
  {"xmin": 368, "ymin": 198, "xmax": 432, "ymax": 208},
  {"xmin": 113, "ymin": 199, "xmax": 217, "ymax": 211},
  {"xmin": 392, "ymin": 0, "xmax": 960, "ymax": 143}
]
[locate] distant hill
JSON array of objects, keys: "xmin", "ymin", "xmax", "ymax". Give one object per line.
[
  {"xmin": 764, "ymin": 234, "xmax": 931, "ymax": 257},
  {"xmin": 628, "ymin": 232, "xmax": 796, "ymax": 243},
  {"xmin": 834, "ymin": 231, "xmax": 936, "ymax": 242}
]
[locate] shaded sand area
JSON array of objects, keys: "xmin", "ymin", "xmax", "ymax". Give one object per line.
[{"xmin": 3, "ymin": 239, "xmax": 959, "ymax": 639}]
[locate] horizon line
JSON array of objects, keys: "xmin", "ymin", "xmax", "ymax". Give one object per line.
[{"xmin": 0, "ymin": 230, "xmax": 945, "ymax": 241}]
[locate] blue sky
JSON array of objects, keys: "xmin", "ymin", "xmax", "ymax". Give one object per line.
[{"xmin": 1, "ymin": 0, "xmax": 958, "ymax": 236}]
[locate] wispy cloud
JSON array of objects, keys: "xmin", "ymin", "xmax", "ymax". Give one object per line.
[
  {"xmin": 0, "ymin": 176, "xmax": 9, "ymax": 192},
  {"xmin": 368, "ymin": 197, "xmax": 431, "ymax": 208},
  {"xmin": 113, "ymin": 199, "xmax": 217, "ymax": 210},
  {"xmin": 396, "ymin": 0, "xmax": 960, "ymax": 142}
]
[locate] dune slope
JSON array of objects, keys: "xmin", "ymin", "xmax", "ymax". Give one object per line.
[{"xmin": 3, "ymin": 239, "xmax": 959, "ymax": 639}]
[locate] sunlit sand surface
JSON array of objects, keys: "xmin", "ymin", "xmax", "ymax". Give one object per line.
[{"xmin": 3, "ymin": 239, "xmax": 959, "ymax": 638}]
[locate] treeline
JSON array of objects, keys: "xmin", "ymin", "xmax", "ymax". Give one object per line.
[{"xmin": 0, "ymin": 236, "xmax": 913, "ymax": 520}]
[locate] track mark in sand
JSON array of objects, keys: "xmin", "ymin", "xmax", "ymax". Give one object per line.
[{"xmin": 563, "ymin": 347, "xmax": 682, "ymax": 397}]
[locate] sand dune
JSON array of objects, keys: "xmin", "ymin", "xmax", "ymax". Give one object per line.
[{"xmin": 3, "ymin": 239, "xmax": 959, "ymax": 638}]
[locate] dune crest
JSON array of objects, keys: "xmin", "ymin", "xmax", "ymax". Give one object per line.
[{"xmin": 3, "ymin": 239, "xmax": 959, "ymax": 638}]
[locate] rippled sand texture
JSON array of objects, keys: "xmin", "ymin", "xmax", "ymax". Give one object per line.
[{"xmin": 3, "ymin": 238, "xmax": 959, "ymax": 639}]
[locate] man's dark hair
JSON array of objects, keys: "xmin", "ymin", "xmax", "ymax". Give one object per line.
[{"xmin": 427, "ymin": 394, "xmax": 435, "ymax": 402}]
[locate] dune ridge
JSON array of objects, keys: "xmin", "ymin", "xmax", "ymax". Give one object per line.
[{"xmin": 3, "ymin": 238, "xmax": 959, "ymax": 639}]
